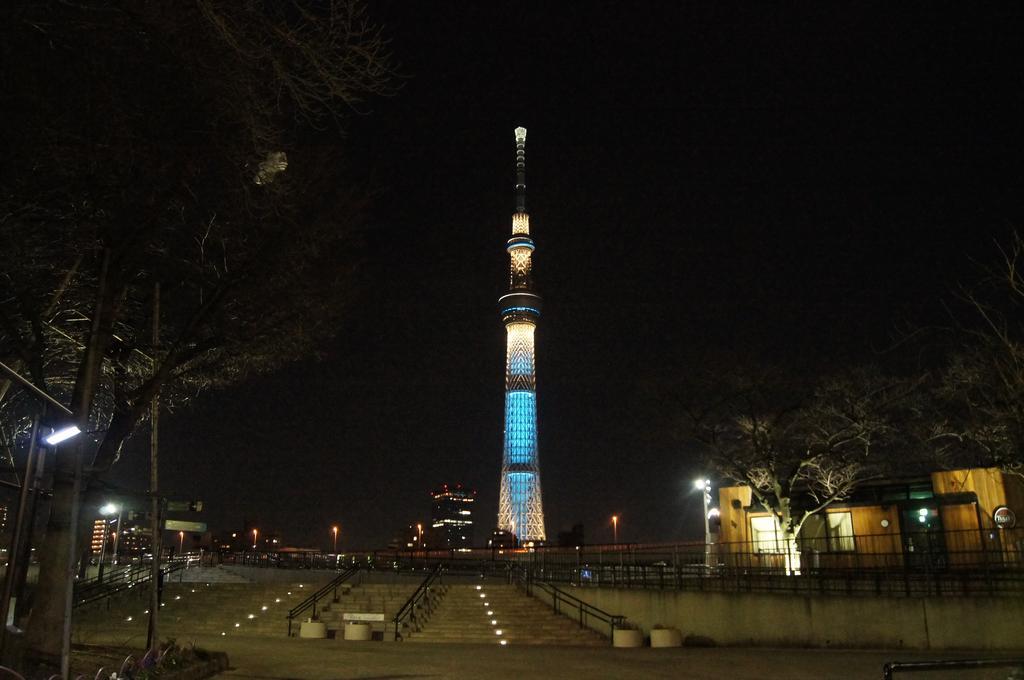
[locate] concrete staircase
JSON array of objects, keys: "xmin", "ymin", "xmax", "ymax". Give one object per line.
[
  {"xmin": 405, "ymin": 584, "xmax": 608, "ymax": 646},
  {"xmin": 73, "ymin": 576, "xmax": 322, "ymax": 642},
  {"xmin": 311, "ymin": 582, "xmax": 443, "ymax": 638}
]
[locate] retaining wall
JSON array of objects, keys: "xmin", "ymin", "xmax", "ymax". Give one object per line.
[{"xmin": 541, "ymin": 587, "xmax": 1024, "ymax": 650}]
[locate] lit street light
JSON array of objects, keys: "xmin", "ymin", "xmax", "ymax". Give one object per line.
[
  {"xmin": 178, "ymin": 531, "xmax": 185, "ymax": 555},
  {"xmin": 416, "ymin": 523, "xmax": 423, "ymax": 547},
  {"xmin": 252, "ymin": 528, "xmax": 258, "ymax": 550},
  {"xmin": 44, "ymin": 424, "xmax": 81, "ymax": 446},
  {"xmin": 611, "ymin": 515, "xmax": 618, "ymax": 544}
]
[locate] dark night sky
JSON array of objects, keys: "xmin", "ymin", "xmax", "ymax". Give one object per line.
[{"xmin": 112, "ymin": 2, "xmax": 1023, "ymax": 550}]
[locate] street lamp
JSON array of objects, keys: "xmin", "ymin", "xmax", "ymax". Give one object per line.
[
  {"xmin": 416, "ymin": 523, "xmax": 423, "ymax": 546},
  {"xmin": 611, "ymin": 515, "xmax": 618, "ymax": 544},
  {"xmin": 252, "ymin": 528, "xmax": 258, "ymax": 550},
  {"xmin": 332, "ymin": 526, "xmax": 339, "ymax": 554},
  {"xmin": 99, "ymin": 503, "xmax": 122, "ymax": 572},
  {"xmin": 695, "ymin": 478, "xmax": 712, "ymax": 569},
  {"xmin": 178, "ymin": 531, "xmax": 185, "ymax": 555},
  {"xmin": 0, "ymin": 416, "xmax": 81, "ymax": 662}
]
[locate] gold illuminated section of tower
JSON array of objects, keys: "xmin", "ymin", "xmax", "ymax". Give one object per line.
[
  {"xmin": 509, "ymin": 248, "xmax": 532, "ymax": 287},
  {"xmin": 512, "ymin": 212, "xmax": 530, "ymax": 235}
]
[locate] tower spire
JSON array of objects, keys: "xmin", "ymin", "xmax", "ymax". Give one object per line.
[
  {"xmin": 497, "ymin": 126, "xmax": 546, "ymax": 544},
  {"xmin": 514, "ymin": 126, "xmax": 527, "ymax": 213}
]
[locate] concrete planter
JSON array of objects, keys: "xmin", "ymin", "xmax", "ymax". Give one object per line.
[
  {"xmin": 650, "ymin": 628, "xmax": 683, "ymax": 648},
  {"xmin": 344, "ymin": 622, "xmax": 372, "ymax": 641},
  {"xmin": 613, "ymin": 628, "xmax": 644, "ymax": 648},
  {"xmin": 299, "ymin": 621, "xmax": 327, "ymax": 638}
]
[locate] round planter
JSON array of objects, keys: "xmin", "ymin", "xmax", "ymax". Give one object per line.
[
  {"xmin": 344, "ymin": 622, "xmax": 372, "ymax": 641},
  {"xmin": 613, "ymin": 628, "xmax": 644, "ymax": 648},
  {"xmin": 650, "ymin": 628, "xmax": 682, "ymax": 648},
  {"xmin": 299, "ymin": 621, "xmax": 327, "ymax": 639}
]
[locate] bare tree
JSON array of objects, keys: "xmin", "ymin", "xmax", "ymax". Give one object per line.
[
  {"xmin": 931, "ymin": 233, "xmax": 1024, "ymax": 479},
  {"xmin": 686, "ymin": 367, "xmax": 920, "ymax": 573},
  {"xmin": 0, "ymin": 0, "xmax": 398, "ymax": 667}
]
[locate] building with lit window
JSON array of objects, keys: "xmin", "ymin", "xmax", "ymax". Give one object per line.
[
  {"xmin": 496, "ymin": 126, "xmax": 547, "ymax": 544},
  {"xmin": 90, "ymin": 518, "xmax": 108, "ymax": 555},
  {"xmin": 431, "ymin": 484, "xmax": 476, "ymax": 549},
  {"xmin": 718, "ymin": 467, "xmax": 1023, "ymax": 570}
]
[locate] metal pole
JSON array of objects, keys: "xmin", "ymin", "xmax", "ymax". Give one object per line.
[
  {"xmin": 702, "ymin": 482, "xmax": 711, "ymax": 571},
  {"xmin": 146, "ymin": 282, "xmax": 161, "ymax": 654},
  {"xmin": 111, "ymin": 508, "xmax": 122, "ymax": 565},
  {"xmin": 60, "ymin": 440, "xmax": 85, "ymax": 680},
  {"xmin": 97, "ymin": 519, "xmax": 108, "ymax": 583},
  {"xmin": 0, "ymin": 416, "xmax": 40, "ymax": 657},
  {"xmin": 0, "ymin": 361, "xmax": 74, "ymax": 417}
]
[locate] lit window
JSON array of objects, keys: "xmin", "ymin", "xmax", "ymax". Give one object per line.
[
  {"xmin": 799, "ymin": 512, "xmax": 855, "ymax": 553},
  {"xmin": 750, "ymin": 516, "xmax": 783, "ymax": 553},
  {"xmin": 826, "ymin": 512, "xmax": 855, "ymax": 552}
]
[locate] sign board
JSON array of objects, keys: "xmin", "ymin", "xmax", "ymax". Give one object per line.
[
  {"xmin": 166, "ymin": 500, "xmax": 203, "ymax": 513},
  {"xmin": 164, "ymin": 519, "xmax": 207, "ymax": 533},
  {"xmin": 993, "ymin": 506, "xmax": 1016, "ymax": 529},
  {"xmin": 342, "ymin": 612, "xmax": 386, "ymax": 622}
]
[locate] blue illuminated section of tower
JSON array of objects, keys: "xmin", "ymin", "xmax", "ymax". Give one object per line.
[{"xmin": 497, "ymin": 126, "xmax": 546, "ymax": 543}]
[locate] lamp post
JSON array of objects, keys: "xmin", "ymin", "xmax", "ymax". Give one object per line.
[
  {"xmin": 98, "ymin": 503, "xmax": 120, "ymax": 580},
  {"xmin": 416, "ymin": 523, "xmax": 423, "ymax": 548},
  {"xmin": 0, "ymin": 360, "xmax": 81, "ymax": 675},
  {"xmin": 611, "ymin": 515, "xmax": 618, "ymax": 545},
  {"xmin": 694, "ymin": 478, "xmax": 712, "ymax": 570},
  {"xmin": 178, "ymin": 531, "xmax": 185, "ymax": 555},
  {"xmin": 252, "ymin": 528, "xmax": 258, "ymax": 551},
  {"xmin": 332, "ymin": 526, "xmax": 339, "ymax": 554}
]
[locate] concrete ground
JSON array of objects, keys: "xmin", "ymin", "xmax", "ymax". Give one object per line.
[{"xmin": 149, "ymin": 635, "xmax": 1022, "ymax": 680}]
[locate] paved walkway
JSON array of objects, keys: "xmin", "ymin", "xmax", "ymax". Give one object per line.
[{"xmin": 179, "ymin": 635, "xmax": 1020, "ymax": 680}]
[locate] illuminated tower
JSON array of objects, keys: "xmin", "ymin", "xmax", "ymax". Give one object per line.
[{"xmin": 497, "ymin": 126, "xmax": 546, "ymax": 543}]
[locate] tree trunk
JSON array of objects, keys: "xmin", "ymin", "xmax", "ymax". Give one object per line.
[
  {"xmin": 774, "ymin": 500, "xmax": 802, "ymax": 576},
  {"xmin": 23, "ymin": 462, "xmax": 76, "ymax": 666},
  {"xmin": 783, "ymin": 528, "xmax": 802, "ymax": 576}
]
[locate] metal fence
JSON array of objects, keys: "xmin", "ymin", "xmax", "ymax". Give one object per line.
[{"xmin": 214, "ymin": 526, "xmax": 1024, "ymax": 598}]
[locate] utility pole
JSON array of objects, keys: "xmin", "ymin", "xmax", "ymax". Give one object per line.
[{"xmin": 146, "ymin": 282, "xmax": 162, "ymax": 654}]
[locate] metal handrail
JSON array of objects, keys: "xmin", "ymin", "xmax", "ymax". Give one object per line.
[
  {"xmin": 392, "ymin": 563, "xmax": 444, "ymax": 641},
  {"xmin": 514, "ymin": 565, "xmax": 624, "ymax": 640},
  {"xmin": 883, "ymin": 658, "xmax": 1024, "ymax": 678},
  {"xmin": 74, "ymin": 559, "xmax": 189, "ymax": 608},
  {"xmin": 286, "ymin": 565, "xmax": 359, "ymax": 636}
]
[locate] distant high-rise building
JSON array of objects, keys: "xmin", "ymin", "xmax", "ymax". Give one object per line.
[
  {"xmin": 90, "ymin": 518, "xmax": 107, "ymax": 555},
  {"xmin": 496, "ymin": 126, "xmax": 547, "ymax": 543},
  {"xmin": 431, "ymin": 484, "xmax": 476, "ymax": 549}
]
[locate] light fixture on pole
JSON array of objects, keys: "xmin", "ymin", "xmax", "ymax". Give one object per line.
[
  {"xmin": 694, "ymin": 478, "xmax": 712, "ymax": 570},
  {"xmin": 611, "ymin": 515, "xmax": 618, "ymax": 544},
  {"xmin": 178, "ymin": 531, "xmax": 185, "ymax": 555},
  {"xmin": 332, "ymin": 526, "xmax": 339, "ymax": 554},
  {"xmin": 44, "ymin": 424, "xmax": 81, "ymax": 446},
  {"xmin": 98, "ymin": 503, "xmax": 120, "ymax": 579},
  {"xmin": 252, "ymin": 528, "xmax": 258, "ymax": 550}
]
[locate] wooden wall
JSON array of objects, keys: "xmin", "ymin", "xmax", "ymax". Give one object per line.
[{"xmin": 717, "ymin": 485, "xmax": 752, "ymax": 545}]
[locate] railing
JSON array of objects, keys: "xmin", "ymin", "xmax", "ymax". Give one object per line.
[
  {"xmin": 882, "ymin": 658, "xmax": 1024, "ymax": 678},
  {"xmin": 210, "ymin": 527, "xmax": 1024, "ymax": 599},
  {"xmin": 392, "ymin": 563, "xmax": 444, "ymax": 641},
  {"xmin": 74, "ymin": 557, "xmax": 191, "ymax": 608},
  {"xmin": 513, "ymin": 565, "xmax": 624, "ymax": 640},
  {"xmin": 286, "ymin": 565, "xmax": 359, "ymax": 636}
]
